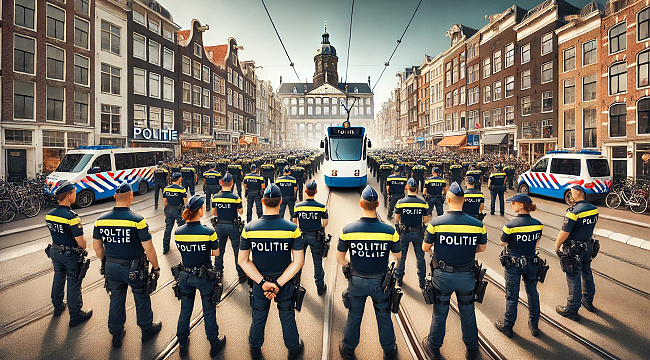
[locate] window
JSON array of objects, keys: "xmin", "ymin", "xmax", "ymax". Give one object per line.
[
  {"xmin": 505, "ymin": 76, "xmax": 514, "ymax": 98},
  {"xmin": 203, "ymin": 65, "xmax": 210, "ymax": 83},
  {"xmin": 493, "ymin": 108, "xmax": 502, "ymax": 127},
  {"xmin": 194, "ymin": 43, "xmax": 202, "ymax": 57},
  {"xmin": 639, "ymin": 50, "xmax": 650, "ymax": 88},
  {"xmin": 74, "ymin": 91, "xmax": 89, "ymax": 124},
  {"xmin": 193, "ymin": 60, "xmax": 201, "ymax": 79},
  {"xmin": 521, "ymin": 69, "xmax": 531, "ymax": 89},
  {"xmin": 505, "ymin": 43, "xmax": 514, "ymax": 68},
  {"xmin": 74, "ymin": 54, "xmax": 89, "ymax": 86},
  {"xmin": 46, "ymin": 45, "xmax": 64, "ymax": 80},
  {"xmin": 163, "ymin": 27, "xmax": 174, "ymax": 42},
  {"xmin": 181, "ymin": 56, "xmax": 190, "ymax": 75},
  {"xmin": 609, "ymin": 104, "xmax": 626, "ymax": 137},
  {"xmin": 101, "ymin": 21, "xmax": 120, "ymax": 55},
  {"xmin": 134, "ymin": 105, "xmax": 147, "ymax": 127},
  {"xmin": 133, "ymin": 68, "xmax": 146, "ymax": 95},
  {"xmin": 227, "ymin": 88, "xmax": 232, "ymax": 105},
  {"xmin": 583, "ymin": 74, "xmax": 597, "ymax": 101},
  {"xmin": 74, "ymin": 18, "xmax": 89, "ymax": 49},
  {"xmin": 452, "ymin": 58, "xmax": 459, "ymax": 84},
  {"xmin": 101, "ymin": 105, "xmax": 120, "ymax": 134},
  {"xmin": 542, "ymin": 91, "xmax": 553, "ymax": 113},
  {"xmin": 521, "ymin": 96, "xmax": 531, "ymax": 116},
  {"xmin": 5, "ymin": 129, "xmax": 33, "ymax": 145},
  {"xmin": 639, "ymin": 98, "xmax": 650, "ymax": 134},
  {"xmin": 133, "ymin": 10, "xmax": 145, "ymax": 25},
  {"xmin": 583, "ymin": 40, "xmax": 597, "ymax": 66},
  {"xmin": 100, "ymin": 63, "xmax": 121, "ymax": 95},
  {"xmin": 641, "ymin": 8, "xmax": 650, "ymax": 41},
  {"xmin": 459, "ymin": 86, "xmax": 465, "ymax": 104},
  {"xmin": 483, "ymin": 111, "xmax": 491, "ymax": 128},
  {"xmin": 484, "ymin": 86, "xmax": 491, "ymax": 103},
  {"xmin": 453, "ymin": 89, "xmax": 458, "ymax": 106},
  {"xmin": 203, "ymin": 89, "xmax": 210, "ymax": 108},
  {"xmin": 148, "ymin": 40, "xmax": 160, "ymax": 65},
  {"xmin": 564, "ymin": 47, "xmax": 575, "ymax": 72},
  {"xmin": 564, "ymin": 109, "xmax": 575, "ymax": 148},
  {"xmin": 115, "ymin": 153, "xmax": 136, "ymax": 171},
  {"xmin": 445, "ymin": 92, "xmax": 452, "ymax": 107},
  {"xmin": 541, "ymin": 61, "xmax": 553, "ymax": 83},
  {"xmin": 15, "ymin": 0, "xmax": 35, "ymax": 29},
  {"xmin": 149, "ymin": 107, "xmax": 161, "ymax": 129},
  {"xmin": 505, "ymin": 105, "xmax": 514, "ymax": 125},
  {"xmin": 203, "ymin": 115, "xmax": 210, "ymax": 134},
  {"xmin": 163, "ymin": 109, "xmax": 174, "ymax": 130},
  {"xmin": 541, "ymin": 32, "xmax": 553, "ymax": 55},
  {"xmin": 564, "ymin": 78, "xmax": 575, "ymax": 104},
  {"xmin": 228, "ymin": 68, "xmax": 233, "ymax": 83},
  {"xmin": 183, "ymin": 112, "xmax": 191, "ymax": 133},
  {"xmin": 493, "ymin": 81, "xmax": 502, "ymax": 101},
  {"xmin": 133, "ymin": 33, "xmax": 146, "ymax": 59},
  {"xmin": 193, "ymin": 113, "xmax": 201, "ymax": 134},
  {"xmin": 583, "ymin": 108, "xmax": 597, "ymax": 148},
  {"xmin": 148, "ymin": 17, "xmax": 160, "ymax": 34},
  {"xmin": 162, "ymin": 48, "xmax": 174, "ymax": 71},
  {"xmin": 163, "ymin": 77, "xmax": 174, "ymax": 102},
  {"xmin": 609, "ymin": 62, "xmax": 627, "ymax": 95},
  {"xmin": 47, "ymin": 4, "xmax": 65, "ymax": 40},
  {"xmin": 550, "ymin": 158, "xmax": 581, "ymax": 176},
  {"xmin": 193, "ymin": 85, "xmax": 201, "ymax": 106},
  {"xmin": 493, "ymin": 50, "xmax": 501, "ymax": 73},
  {"xmin": 609, "ymin": 22, "xmax": 626, "ymax": 54},
  {"xmin": 521, "ymin": 43, "xmax": 530, "ymax": 64},
  {"xmin": 483, "ymin": 58, "xmax": 491, "ymax": 78},
  {"xmin": 46, "ymin": 86, "xmax": 64, "ymax": 122},
  {"xmin": 43, "ymin": 131, "xmax": 65, "ymax": 147},
  {"xmin": 14, "ymin": 35, "xmax": 35, "ymax": 74},
  {"xmin": 75, "ymin": 0, "xmax": 89, "ymax": 15}
]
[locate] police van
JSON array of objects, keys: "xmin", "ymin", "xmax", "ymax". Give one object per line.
[
  {"xmin": 45, "ymin": 146, "xmax": 172, "ymax": 208},
  {"xmin": 517, "ymin": 150, "xmax": 611, "ymax": 204}
]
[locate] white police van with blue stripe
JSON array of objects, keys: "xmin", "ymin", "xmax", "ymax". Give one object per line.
[
  {"xmin": 45, "ymin": 146, "xmax": 172, "ymax": 208},
  {"xmin": 517, "ymin": 150, "xmax": 611, "ymax": 204}
]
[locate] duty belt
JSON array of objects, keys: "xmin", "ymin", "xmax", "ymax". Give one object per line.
[
  {"xmin": 168, "ymin": 205, "xmax": 183, "ymax": 209},
  {"xmin": 51, "ymin": 244, "xmax": 81, "ymax": 253},
  {"xmin": 180, "ymin": 263, "xmax": 212, "ymax": 276},
  {"xmin": 216, "ymin": 219, "xmax": 234, "ymax": 224},
  {"xmin": 435, "ymin": 261, "xmax": 474, "ymax": 273},
  {"xmin": 350, "ymin": 268, "xmax": 385, "ymax": 279},
  {"xmin": 105, "ymin": 256, "xmax": 138, "ymax": 266}
]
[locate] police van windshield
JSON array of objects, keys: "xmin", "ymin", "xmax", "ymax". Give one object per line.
[
  {"xmin": 330, "ymin": 137, "xmax": 362, "ymax": 161},
  {"xmin": 55, "ymin": 153, "xmax": 94, "ymax": 172},
  {"xmin": 587, "ymin": 159, "xmax": 610, "ymax": 178}
]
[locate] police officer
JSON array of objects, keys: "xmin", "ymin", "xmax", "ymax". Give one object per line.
[
  {"xmin": 93, "ymin": 182, "xmax": 162, "ymax": 348},
  {"xmin": 174, "ymin": 195, "xmax": 227, "ymax": 357},
  {"xmin": 504, "ymin": 164, "xmax": 516, "ymax": 190},
  {"xmin": 203, "ymin": 163, "xmax": 222, "ymax": 211},
  {"xmin": 449, "ymin": 163, "xmax": 463, "ymax": 186},
  {"xmin": 395, "ymin": 178, "xmax": 429, "ymax": 289},
  {"xmin": 276, "ymin": 166, "xmax": 298, "ymax": 219},
  {"xmin": 555, "ymin": 184, "xmax": 598, "ymax": 320},
  {"xmin": 290, "ymin": 160, "xmax": 306, "ymax": 202},
  {"xmin": 181, "ymin": 162, "xmax": 198, "ymax": 196},
  {"xmin": 171, "ymin": 162, "xmax": 182, "ymax": 174},
  {"xmin": 153, "ymin": 161, "xmax": 169, "ymax": 210},
  {"xmin": 227, "ymin": 160, "xmax": 243, "ymax": 197},
  {"xmin": 412, "ymin": 162, "xmax": 427, "ymax": 192},
  {"xmin": 463, "ymin": 176, "xmax": 485, "ymax": 220},
  {"xmin": 466, "ymin": 167, "xmax": 483, "ymax": 192},
  {"xmin": 46, "ymin": 182, "xmax": 93, "ymax": 326},
  {"xmin": 386, "ymin": 166, "xmax": 407, "ymax": 220},
  {"xmin": 238, "ymin": 184, "xmax": 305, "ymax": 360},
  {"xmin": 424, "ymin": 168, "xmax": 447, "ymax": 217},
  {"xmin": 244, "ymin": 164, "xmax": 265, "ymax": 222},
  {"xmin": 275, "ymin": 157, "xmax": 289, "ymax": 177},
  {"xmin": 162, "ymin": 173, "xmax": 188, "ymax": 254},
  {"xmin": 261, "ymin": 162, "xmax": 276, "ymax": 187},
  {"xmin": 292, "ymin": 180, "xmax": 329, "ymax": 295},
  {"xmin": 495, "ymin": 193, "xmax": 543, "ymax": 337},
  {"xmin": 338, "ymin": 186, "xmax": 401, "ymax": 360},
  {"xmin": 211, "ymin": 173, "xmax": 247, "ymax": 284},
  {"xmin": 421, "ymin": 182, "xmax": 487, "ymax": 360},
  {"xmin": 488, "ymin": 165, "xmax": 507, "ymax": 216}
]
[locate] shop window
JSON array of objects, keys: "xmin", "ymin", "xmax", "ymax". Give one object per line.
[
  {"xmin": 609, "ymin": 104, "xmax": 626, "ymax": 137},
  {"xmin": 46, "ymin": 86, "xmax": 64, "ymax": 122},
  {"xmin": 92, "ymin": 154, "xmax": 112, "ymax": 172},
  {"xmin": 637, "ymin": 143, "xmax": 650, "ymax": 181},
  {"xmin": 67, "ymin": 133, "xmax": 88, "ymax": 148},
  {"xmin": 638, "ymin": 98, "xmax": 650, "ymax": 134},
  {"xmin": 43, "ymin": 131, "xmax": 65, "ymax": 147},
  {"xmin": 47, "ymin": 4, "xmax": 65, "ymax": 41},
  {"xmin": 115, "ymin": 153, "xmax": 136, "ymax": 171},
  {"xmin": 564, "ymin": 109, "xmax": 575, "ymax": 148}
]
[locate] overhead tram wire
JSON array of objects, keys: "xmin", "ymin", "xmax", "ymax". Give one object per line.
[
  {"xmin": 371, "ymin": 0, "xmax": 424, "ymax": 92},
  {"xmin": 260, "ymin": 0, "xmax": 301, "ymax": 83},
  {"xmin": 344, "ymin": 0, "xmax": 355, "ymax": 86}
]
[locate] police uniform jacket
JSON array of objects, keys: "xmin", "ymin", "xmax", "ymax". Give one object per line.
[
  {"xmin": 244, "ymin": 173, "xmax": 264, "ymax": 191},
  {"xmin": 227, "ymin": 164, "xmax": 242, "ymax": 178},
  {"xmin": 154, "ymin": 167, "xmax": 169, "ymax": 182},
  {"xmin": 46, "ymin": 205, "xmax": 84, "ymax": 246},
  {"xmin": 395, "ymin": 195, "xmax": 428, "ymax": 227},
  {"xmin": 203, "ymin": 169, "xmax": 222, "ymax": 186},
  {"xmin": 562, "ymin": 200, "xmax": 598, "ymax": 241},
  {"xmin": 501, "ymin": 214, "xmax": 543, "ymax": 256},
  {"xmin": 450, "ymin": 165, "xmax": 463, "ymax": 178},
  {"xmin": 424, "ymin": 212, "xmax": 487, "ymax": 267},
  {"xmin": 276, "ymin": 175, "xmax": 297, "ymax": 197},
  {"xmin": 425, "ymin": 177, "xmax": 446, "ymax": 196},
  {"xmin": 181, "ymin": 166, "xmax": 196, "ymax": 180},
  {"xmin": 489, "ymin": 172, "xmax": 507, "ymax": 188},
  {"xmin": 387, "ymin": 174, "xmax": 407, "ymax": 194},
  {"xmin": 211, "ymin": 190, "xmax": 242, "ymax": 220},
  {"xmin": 338, "ymin": 217, "xmax": 400, "ymax": 275},
  {"xmin": 240, "ymin": 215, "xmax": 303, "ymax": 276},
  {"xmin": 290, "ymin": 165, "xmax": 305, "ymax": 179},
  {"xmin": 293, "ymin": 199, "xmax": 328, "ymax": 231},
  {"xmin": 163, "ymin": 184, "xmax": 187, "ymax": 206},
  {"xmin": 412, "ymin": 165, "xmax": 427, "ymax": 178},
  {"xmin": 261, "ymin": 164, "xmax": 275, "ymax": 176},
  {"xmin": 462, "ymin": 188, "xmax": 484, "ymax": 215},
  {"xmin": 175, "ymin": 221, "xmax": 219, "ymax": 268},
  {"xmin": 93, "ymin": 207, "xmax": 151, "ymax": 259}
]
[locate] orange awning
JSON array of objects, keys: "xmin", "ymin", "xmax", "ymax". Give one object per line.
[
  {"xmin": 461, "ymin": 146, "xmax": 479, "ymax": 150},
  {"xmin": 437, "ymin": 135, "xmax": 466, "ymax": 147}
]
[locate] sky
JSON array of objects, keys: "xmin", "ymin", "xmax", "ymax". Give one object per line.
[{"xmin": 162, "ymin": 0, "xmax": 594, "ymax": 115}]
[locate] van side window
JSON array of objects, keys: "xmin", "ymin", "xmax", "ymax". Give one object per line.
[
  {"xmin": 135, "ymin": 152, "xmax": 156, "ymax": 167},
  {"xmin": 115, "ymin": 153, "xmax": 136, "ymax": 170},
  {"xmin": 550, "ymin": 158, "xmax": 581, "ymax": 176},
  {"xmin": 92, "ymin": 154, "xmax": 112, "ymax": 172},
  {"xmin": 531, "ymin": 158, "xmax": 549, "ymax": 172}
]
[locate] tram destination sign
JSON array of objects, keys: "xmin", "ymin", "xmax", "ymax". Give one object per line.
[{"xmin": 330, "ymin": 127, "xmax": 363, "ymax": 136}]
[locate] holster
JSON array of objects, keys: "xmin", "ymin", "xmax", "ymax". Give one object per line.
[
  {"xmin": 129, "ymin": 255, "xmax": 147, "ymax": 283},
  {"xmin": 100, "ymin": 256, "xmax": 106, "ymax": 275},
  {"xmin": 146, "ymin": 272, "xmax": 157, "ymax": 295},
  {"xmin": 207, "ymin": 269, "xmax": 223, "ymax": 304},
  {"xmin": 390, "ymin": 283, "xmax": 403, "ymax": 314},
  {"xmin": 499, "ymin": 248, "xmax": 512, "ymax": 268},
  {"xmin": 171, "ymin": 263, "xmax": 182, "ymax": 300},
  {"xmin": 477, "ymin": 213, "xmax": 486, "ymax": 221},
  {"xmin": 321, "ymin": 231, "xmax": 332, "ymax": 258},
  {"xmin": 342, "ymin": 288, "xmax": 351, "ymax": 309},
  {"xmin": 381, "ymin": 263, "xmax": 395, "ymax": 294},
  {"xmin": 424, "ymin": 194, "xmax": 431, "ymax": 202},
  {"xmin": 211, "ymin": 217, "xmax": 217, "ymax": 230},
  {"xmin": 342, "ymin": 263, "xmax": 351, "ymax": 280},
  {"xmin": 557, "ymin": 249, "xmax": 574, "ymax": 274},
  {"xmin": 45, "ymin": 244, "xmax": 52, "ymax": 258},
  {"xmin": 419, "ymin": 225, "xmax": 426, "ymax": 238},
  {"xmin": 76, "ymin": 255, "xmax": 90, "ymax": 280},
  {"xmin": 394, "ymin": 224, "xmax": 402, "ymax": 236},
  {"xmin": 537, "ymin": 258, "xmax": 549, "ymax": 283},
  {"xmin": 472, "ymin": 260, "xmax": 487, "ymax": 303},
  {"xmin": 291, "ymin": 274, "xmax": 306, "ymax": 311},
  {"xmin": 233, "ymin": 217, "xmax": 245, "ymax": 234},
  {"xmin": 422, "ymin": 277, "xmax": 436, "ymax": 305},
  {"xmin": 591, "ymin": 238, "xmax": 600, "ymax": 258}
]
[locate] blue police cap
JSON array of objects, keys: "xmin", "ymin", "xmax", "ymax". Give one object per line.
[
  {"xmin": 394, "ymin": 165, "xmax": 400, "ymax": 172},
  {"xmin": 264, "ymin": 184, "xmax": 282, "ymax": 198},
  {"xmin": 496, "ymin": 164, "xmax": 503, "ymax": 170},
  {"xmin": 211, "ymin": 162, "xmax": 217, "ymax": 167},
  {"xmin": 361, "ymin": 185, "xmax": 379, "ymax": 202},
  {"xmin": 570, "ymin": 184, "xmax": 584, "ymax": 192},
  {"xmin": 171, "ymin": 172, "xmax": 182, "ymax": 180},
  {"xmin": 284, "ymin": 165, "xmax": 291, "ymax": 173},
  {"xmin": 305, "ymin": 180, "xmax": 317, "ymax": 190},
  {"xmin": 465, "ymin": 175, "xmax": 475, "ymax": 184},
  {"xmin": 251, "ymin": 164, "xmax": 257, "ymax": 170},
  {"xmin": 222, "ymin": 173, "xmax": 233, "ymax": 182},
  {"xmin": 187, "ymin": 195, "xmax": 205, "ymax": 210},
  {"xmin": 158, "ymin": 161, "xmax": 164, "ymax": 165},
  {"xmin": 407, "ymin": 178, "xmax": 417, "ymax": 187},
  {"xmin": 433, "ymin": 167, "xmax": 440, "ymax": 174},
  {"xmin": 506, "ymin": 193, "xmax": 532, "ymax": 203},
  {"xmin": 448, "ymin": 182, "xmax": 464, "ymax": 197},
  {"xmin": 115, "ymin": 182, "xmax": 132, "ymax": 194},
  {"xmin": 54, "ymin": 181, "xmax": 76, "ymax": 196}
]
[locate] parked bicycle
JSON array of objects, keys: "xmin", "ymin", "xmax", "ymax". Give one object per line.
[
  {"xmin": 0, "ymin": 178, "xmax": 43, "ymax": 223},
  {"xmin": 606, "ymin": 178, "xmax": 648, "ymax": 214}
]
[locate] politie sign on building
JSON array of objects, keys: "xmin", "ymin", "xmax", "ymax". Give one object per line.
[{"xmin": 133, "ymin": 128, "xmax": 178, "ymax": 141}]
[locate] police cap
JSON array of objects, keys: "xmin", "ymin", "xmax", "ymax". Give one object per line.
[
  {"xmin": 465, "ymin": 176, "xmax": 475, "ymax": 184},
  {"xmin": 115, "ymin": 182, "xmax": 133, "ymax": 194},
  {"xmin": 284, "ymin": 165, "xmax": 291, "ymax": 173},
  {"xmin": 222, "ymin": 173, "xmax": 233, "ymax": 182},
  {"xmin": 506, "ymin": 193, "xmax": 532, "ymax": 203},
  {"xmin": 171, "ymin": 172, "xmax": 182, "ymax": 180},
  {"xmin": 158, "ymin": 161, "xmax": 164, "ymax": 165},
  {"xmin": 250, "ymin": 164, "xmax": 257, "ymax": 171},
  {"xmin": 394, "ymin": 165, "xmax": 400, "ymax": 172},
  {"xmin": 361, "ymin": 185, "xmax": 379, "ymax": 202},
  {"xmin": 433, "ymin": 167, "xmax": 441, "ymax": 174},
  {"xmin": 264, "ymin": 184, "xmax": 282, "ymax": 198},
  {"xmin": 448, "ymin": 182, "xmax": 464, "ymax": 197},
  {"xmin": 187, "ymin": 195, "xmax": 205, "ymax": 210},
  {"xmin": 211, "ymin": 162, "xmax": 217, "ymax": 168},
  {"xmin": 55, "ymin": 181, "xmax": 76, "ymax": 196},
  {"xmin": 570, "ymin": 184, "xmax": 584, "ymax": 193},
  {"xmin": 407, "ymin": 178, "xmax": 417, "ymax": 187},
  {"xmin": 305, "ymin": 180, "xmax": 317, "ymax": 190}
]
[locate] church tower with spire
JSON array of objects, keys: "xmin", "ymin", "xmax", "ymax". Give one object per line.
[{"xmin": 313, "ymin": 22, "xmax": 339, "ymax": 88}]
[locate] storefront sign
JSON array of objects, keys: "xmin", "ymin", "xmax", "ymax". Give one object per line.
[
  {"xmin": 181, "ymin": 141, "xmax": 203, "ymax": 148},
  {"xmin": 133, "ymin": 128, "xmax": 178, "ymax": 141},
  {"xmin": 214, "ymin": 132, "xmax": 231, "ymax": 142},
  {"xmin": 416, "ymin": 137, "xmax": 424, "ymax": 142},
  {"xmin": 467, "ymin": 134, "xmax": 479, "ymax": 146}
]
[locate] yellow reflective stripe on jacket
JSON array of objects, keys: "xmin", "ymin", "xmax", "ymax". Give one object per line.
[
  {"xmin": 181, "ymin": 167, "xmax": 196, "ymax": 172},
  {"xmin": 276, "ymin": 179, "xmax": 297, "ymax": 183},
  {"xmin": 95, "ymin": 218, "xmax": 147, "ymax": 229},
  {"xmin": 464, "ymin": 193, "xmax": 484, "ymax": 198},
  {"xmin": 578, "ymin": 209, "xmax": 599, "ymax": 218},
  {"xmin": 174, "ymin": 234, "xmax": 217, "ymax": 242},
  {"xmin": 426, "ymin": 224, "xmax": 487, "ymax": 235},
  {"xmin": 425, "ymin": 179, "xmax": 446, "ymax": 184},
  {"xmin": 244, "ymin": 175, "xmax": 264, "ymax": 181},
  {"xmin": 395, "ymin": 202, "xmax": 429, "ymax": 209},
  {"xmin": 212, "ymin": 197, "xmax": 241, "ymax": 203},
  {"xmin": 339, "ymin": 232, "xmax": 399, "ymax": 242},
  {"xmin": 46, "ymin": 215, "xmax": 80, "ymax": 225},
  {"xmin": 241, "ymin": 229, "xmax": 301, "ymax": 239},
  {"xmin": 490, "ymin": 173, "xmax": 507, "ymax": 177},
  {"xmin": 565, "ymin": 212, "xmax": 578, "ymax": 221},
  {"xmin": 294, "ymin": 206, "xmax": 327, "ymax": 212},
  {"xmin": 388, "ymin": 177, "xmax": 408, "ymax": 182},
  {"xmin": 502, "ymin": 224, "xmax": 543, "ymax": 235},
  {"xmin": 164, "ymin": 187, "xmax": 186, "ymax": 193}
]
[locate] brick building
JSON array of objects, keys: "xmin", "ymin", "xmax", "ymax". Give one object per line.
[
  {"xmin": 417, "ymin": 55, "xmax": 432, "ymax": 148},
  {"xmin": 202, "ymin": 44, "xmax": 229, "ymax": 152}
]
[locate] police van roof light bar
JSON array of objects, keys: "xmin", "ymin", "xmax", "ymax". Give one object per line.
[{"xmin": 76, "ymin": 145, "xmax": 120, "ymax": 150}]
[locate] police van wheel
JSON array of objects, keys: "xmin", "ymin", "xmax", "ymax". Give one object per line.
[
  {"xmin": 138, "ymin": 181, "xmax": 149, "ymax": 195},
  {"xmin": 518, "ymin": 183, "xmax": 529, "ymax": 195},
  {"xmin": 75, "ymin": 190, "xmax": 94, "ymax": 208},
  {"xmin": 564, "ymin": 190, "xmax": 575, "ymax": 206}
]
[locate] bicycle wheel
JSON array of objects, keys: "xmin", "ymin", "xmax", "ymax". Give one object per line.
[
  {"xmin": 22, "ymin": 195, "xmax": 42, "ymax": 218},
  {"xmin": 605, "ymin": 192, "xmax": 621, "ymax": 209},
  {"xmin": 0, "ymin": 201, "xmax": 17, "ymax": 223},
  {"xmin": 629, "ymin": 195, "xmax": 648, "ymax": 214}
]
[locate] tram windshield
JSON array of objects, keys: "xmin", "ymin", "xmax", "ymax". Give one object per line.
[{"xmin": 330, "ymin": 137, "xmax": 362, "ymax": 161}]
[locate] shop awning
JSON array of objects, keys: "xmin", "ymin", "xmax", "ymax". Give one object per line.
[
  {"xmin": 437, "ymin": 135, "xmax": 466, "ymax": 147},
  {"xmin": 460, "ymin": 146, "xmax": 479, "ymax": 150},
  {"xmin": 481, "ymin": 133, "xmax": 508, "ymax": 145}
]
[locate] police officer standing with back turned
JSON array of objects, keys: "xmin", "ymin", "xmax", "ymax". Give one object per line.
[
  {"xmin": 504, "ymin": 164, "xmax": 516, "ymax": 191},
  {"xmin": 162, "ymin": 173, "xmax": 188, "ymax": 255},
  {"xmin": 244, "ymin": 164, "xmax": 265, "ymax": 222},
  {"xmin": 338, "ymin": 186, "xmax": 401, "ymax": 360},
  {"xmin": 238, "ymin": 184, "xmax": 305, "ymax": 360},
  {"xmin": 292, "ymin": 180, "xmax": 329, "ymax": 295},
  {"xmin": 488, "ymin": 164, "xmax": 507, "ymax": 216},
  {"xmin": 46, "ymin": 182, "xmax": 93, "ymax": 326},
  {"xmin": 203, "ymin": 163, "xmax": 222, "ymax": 212},
  {"xmin": 412, "ymin": 162, "xmax": 427, "ymax": 193},
  {"xmin": 463, "ymin": 176, "xmax": 485, "ymax": 220},
  {"xmin": 424, "ymin": 168, "xmax": 447, "ymax": 217},
  {"xmin": 386, "ymin": 166, "xmax": 407, "ymax": 220},
  {"xmin": 277, "ymin": 166, "xmax": 298, "ymax": 219},
  {"xmin": 395, "ymin": 178, "xmax": 430, "ymax": 289},
  {"xmin": 93, "ymin": 182, "xmax": 162, "ymax": 349},
  {"xmin": 228, "ymin": 159, "xmax": 243, "ymax": 197},
  {"xmin": 290, "ymin": 160, "xmax": 306, "ymax": 202},
  {"xmin": 555, "ymin": 184, "xmax": 598, "ymax": 320},
  {"xmin": 174, "ymin": 195, "xmax": 226, "ymax": 357},
  {"xmin": 261, "ymin": 162, "xmax": 276, "ymax": 187},
  {"xmin": 153, "ymin": 161, "xmax": 169, "ymax": 210},
  {"xmin": 181, "ymin": 162, "xmax": 198, "ymax": 196},
  {"xmin": 422, "ymin": 182, "xmax": 487, "ymax": 360}
]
